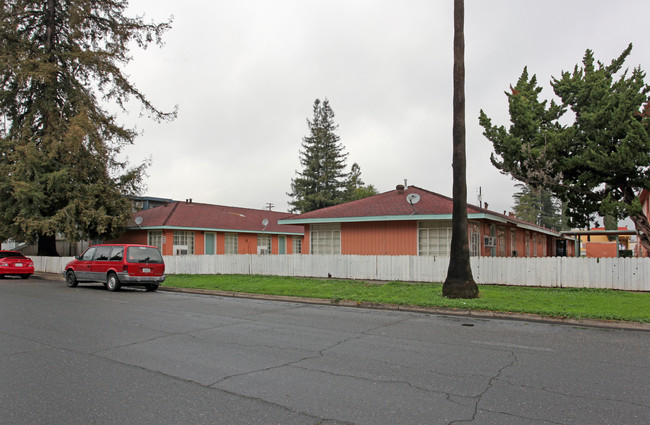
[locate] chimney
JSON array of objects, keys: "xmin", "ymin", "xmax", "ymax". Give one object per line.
[
  {"xmin": 396, "ymin": 184, "xmax": 405, "ymax": 192},
  {"xmin": 484, "ymin": 202, "xmax": 489, "ymax": 210}
]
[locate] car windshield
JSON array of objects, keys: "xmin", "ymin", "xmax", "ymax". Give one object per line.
[
  {"xmin": 0, "ymin": 251, "xmax": 25, "ymax": 259},
  {"xmin": 127, "ymin": 246, "xmax": 163, "ymax": 264}
]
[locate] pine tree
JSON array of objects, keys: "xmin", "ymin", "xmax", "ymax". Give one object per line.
[
  {"xmin": 513, "ymin": 183, "xmax": 564, "ymax": 230},
  {"xmin": 288, "ymin": 99, "xmax": 349, "ymax": 213},
  {"xmin": 0, "ymin": 0, "xmax": 175, "ymax": 255},
  {"xmin": 480, "ymin": 45, "xmax": 650, "ymax": 253},
  {"xmin": 344, "ymin": 162, "xmax": 378, "ymax": 202}
]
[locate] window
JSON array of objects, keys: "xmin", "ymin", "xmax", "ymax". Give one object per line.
[
  {"xmin": 225, "ymin": 233, "xmax": 238, "ymax": 254},
  {"xmin": 148, "ymin": 230, "xmax": 163, "ymax": 251},
  {"xmin": 510, "ymin": 229, "xmax": 517, "ymax": 256},
  {"xmin": 80, "ymin": 247, "xmax": 96, "ymax": 261},
  {"xmin": 94, "ymin": 246, "xmax": 112, "ymax": 261},
  {"xmin": 310, "ymin": 223, "xmax": 341, "ymax": 255},
  {"xmin": 173, "ymin": 231, "xmax": 195, "ymax": 255},
  {"xmin": 468, "ymin": 221, "xmax": 480, "ymax": 257},
  {"xmin": 109, "ymin": 246, "xmax": 124, "ymax": 261},
  {"xmin": 533, "ymin": 233, "xmax": 538, "ymax": 257},
  {"xmin": 418, "ymin": 221, "xmax": 452, "ymax": 256},
  {"xmin": 293, "ymin": 237, "xmax": 302, "ymax": 254},
  {"xmin": 257, "ymin": 234, "xmax": 271, "ymax": 254},
  {"xmin": 497, "ymin": 227, "xmax": 506, "ymax": 257},
  {"xmin": 127, "ymin": 246, "xmax": 163, "ymax": 264},
  {"xmin": 525, "ymin": 233, "xmax": 531, "ymax": 257}
]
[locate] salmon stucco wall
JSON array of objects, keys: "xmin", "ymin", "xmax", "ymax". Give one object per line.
[
  {"xmin": 341, "ymin": 221, "xmax": 417, "ymax": 255},
  {"xmin": 585, "ymin": 242, "xmax": 617, "ymax": 258}
]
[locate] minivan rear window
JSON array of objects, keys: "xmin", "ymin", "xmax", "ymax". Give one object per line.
[{"xmin": 127, "ymin": 246, "xmax": 163, "ymax": 264}]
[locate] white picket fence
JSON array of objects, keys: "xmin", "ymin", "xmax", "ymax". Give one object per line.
[{"xmin": 34, "ymin": 255, "xmax": 650, "ymax": 291}]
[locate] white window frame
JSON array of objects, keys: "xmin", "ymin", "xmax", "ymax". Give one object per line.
[
  {"xmin": 468, "ymin": 221, "xmax": 480, "ymax": 257},
  {"xmin": 173, "ymin": 230, "xmax": 195, "ymax": 255},
  {"xmin": 293, "ymin": 236, "xmax": 303, "ymax": 254},
  {"xmin": 224, "ymin": 233, "xmax": 238, "ymax": 254},
  {"xmin": 497, "ymin": 227, "xmax": 506, "ymax": 257},
  {"xmin": 148, "ymin": 230, "xmax": 163, "ymax": 251},
  {"xmin": 310, "ymin": 223, "xmax": 341, "ymax": 255},
  {"xmin": 418, "ymin": 221, "xmax": 452, "ymax": 256},
  {"xmin": 257, "ymin": 234, "xmax": 272, "ymax": 255}
]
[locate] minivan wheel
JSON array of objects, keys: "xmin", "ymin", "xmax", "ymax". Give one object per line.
[
  {"xmin": 145, "ymin": 284, "xmax": 159, "ymax": 292},
  {"xmin": 106, "ymin": 273, "xmax": 121, "ymax": 292},
  {"xmin": 65, "ymin": 270, "xmax": 78, "ymax": 287}
]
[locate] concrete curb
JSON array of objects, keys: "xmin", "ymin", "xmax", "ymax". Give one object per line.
[
  {"xmin": 158, "ymin": 286, "xmax": 650, "ymax": 332},
  {"xmin": 34, "ymin": 273, "xmax": 649, "ymax": 331}
]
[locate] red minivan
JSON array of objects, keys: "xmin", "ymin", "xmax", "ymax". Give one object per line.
[{"xmin": 63, "ymin": 244, "xmax": 165, "ymax": 291}]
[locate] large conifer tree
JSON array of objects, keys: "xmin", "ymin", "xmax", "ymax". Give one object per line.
[
  {"xmin": 479, "ymin": 45, "xmax": 650, "ymax": 252},
  {"xmin": 0, "ymin": 0, "xmax": 175, "ymax": 255},
  {"xmin": 288, "ymin": 98, "xmax": 349, "ymax": 213}
]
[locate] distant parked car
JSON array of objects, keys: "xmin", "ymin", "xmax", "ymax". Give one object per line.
[
  {"xmin": 0, "ymin": 250, "xmax": 35, "ymax": 279},
  {"xmin": 63, "ymin": 244, "xmax": 165, "ymax": 291}
]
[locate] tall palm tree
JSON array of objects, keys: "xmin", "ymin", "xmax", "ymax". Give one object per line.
[{"xmin": 443, "ymin": 0, "xmax": 479, "ymax": 298}]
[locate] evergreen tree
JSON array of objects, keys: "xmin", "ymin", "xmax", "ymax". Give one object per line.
[
  {"xmin": 344, "ymin": 162, "xmax": 378, "ymax": 202},
  {"xmin": 288, "ymin": 99, "xmax": 349, "ymax": 213},
  {"xmin": 512, "ymin": 183, "xmax": 564, "ymax": 230},
  {"xmin": 0, "ymin": 0, "xmax": 175, "ymax": 255},
  {"xmin": 443, "ymin": 0, "xmax": 478, "ymax": 299},
  {"xmin": 479, "ymin": 45, "xmax": 650, "ymax": 253}
]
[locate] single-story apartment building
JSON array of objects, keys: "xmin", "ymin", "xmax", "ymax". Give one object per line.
[
  {"xmin": 278, "ymin": 185, "xmax": 574, "ymax": 257},
  {"xmin": 107, "ymin": 200, "xmax": 304, "ymax": 255}
]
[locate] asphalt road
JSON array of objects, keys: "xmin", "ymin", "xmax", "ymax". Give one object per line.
[{"xmin": 1, "ymin": 276, "xmax": 648, "ymax": 425}]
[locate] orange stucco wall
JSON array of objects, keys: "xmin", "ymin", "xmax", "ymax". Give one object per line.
[
  {"xmin": 341, "ymin": 221, "xmax": 417, "ymax": 255},
  {"xmin": 584, "ymin": 242, "xmax": 617, "ymax": 258}
]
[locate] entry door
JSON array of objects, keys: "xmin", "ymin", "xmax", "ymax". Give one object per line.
[
  {"xmin": 205, "ymin": 233, "xmax": 216, "ymax": 255},
  {"xmin": 278, "ymin": 236, "xmax": 286, "ymax": 255}
]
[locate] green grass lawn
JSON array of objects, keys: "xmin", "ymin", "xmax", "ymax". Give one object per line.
[{"xmin": 164, "ymin": 274, "xmax": 650, "ymax": 323}]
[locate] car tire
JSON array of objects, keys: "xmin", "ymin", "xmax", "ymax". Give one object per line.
[
  {"xmin": 0, "ymin": 275, "xmax": 4, "ymax": 279},
  {"xmin": 145, "ymin": 284, "xmax": 159, "ymax": 292},
  {"xmin": 106, "ymin": 273, "xmax": 121, "ymax": 292},
  {"xmin": 65, "ymin": 270, "xmax": 78, "ymax": 287},
  {"xmin": 20, "ymin": 274, "xmax": 30, "ymax": 279}
]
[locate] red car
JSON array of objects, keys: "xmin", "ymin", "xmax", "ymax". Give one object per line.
[
  {"xmin": 0, "ymin": 250, "xmax": 35, "ymax": 279},
  {"xmin": 63, "ymin": 244, "xmax": 165, "ymax": 291}
]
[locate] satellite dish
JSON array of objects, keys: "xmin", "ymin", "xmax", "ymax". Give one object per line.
[
  {"xmin": 406, "ymin": 193, "xmax": 420, "ymax": 205},
  {"xmin": 262, "ymin": 219, "xmax": 269, "ymax": 226},
  {"xmin": 135, "ymin": 216, "xmax": 143, "ymax": 225}
]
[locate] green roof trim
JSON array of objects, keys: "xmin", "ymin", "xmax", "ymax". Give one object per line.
[
  {"xmin": 279, "ymin": 213, "xmax": 496, "ymax": 225},
  {"xmin": 278, "ymin": 213, "xmax": 561, "ymax": 236}
]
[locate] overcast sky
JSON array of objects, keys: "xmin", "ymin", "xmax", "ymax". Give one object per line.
[{"xmin": 118, "ymin": 0, "xmax": 650, "ymax": 220}]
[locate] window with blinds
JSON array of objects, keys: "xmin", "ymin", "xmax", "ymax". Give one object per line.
[
  {"xmin": 224, "ymin": 233, "xmax": 238, "ymax": 254},
  {"xmin": 418, "ymin": 221, "xmax": 452, "ymax": 256},
  {"xmin": 310, "ymin": 223, "xmax": 341, "ymax": 255},
  {"xmin": 148, "ymin": 230, "xmax": 163, "ymax": 251}
]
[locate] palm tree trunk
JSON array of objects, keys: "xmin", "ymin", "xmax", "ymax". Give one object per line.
[{"xmin": 443, "ymin": 0, "xmax": 478, "ymax": 298}]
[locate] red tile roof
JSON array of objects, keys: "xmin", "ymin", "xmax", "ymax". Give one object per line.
[
  {"xmin": 280, "ymin": 185, "xmax": 562, "ymax": 236},
  {"xmin": 128, "ymin": 202, "xmax": 303, "ymax": 235},
  {"xmin": 285, "ymin": 186, "xmax": 485, "ymax": 220}
]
